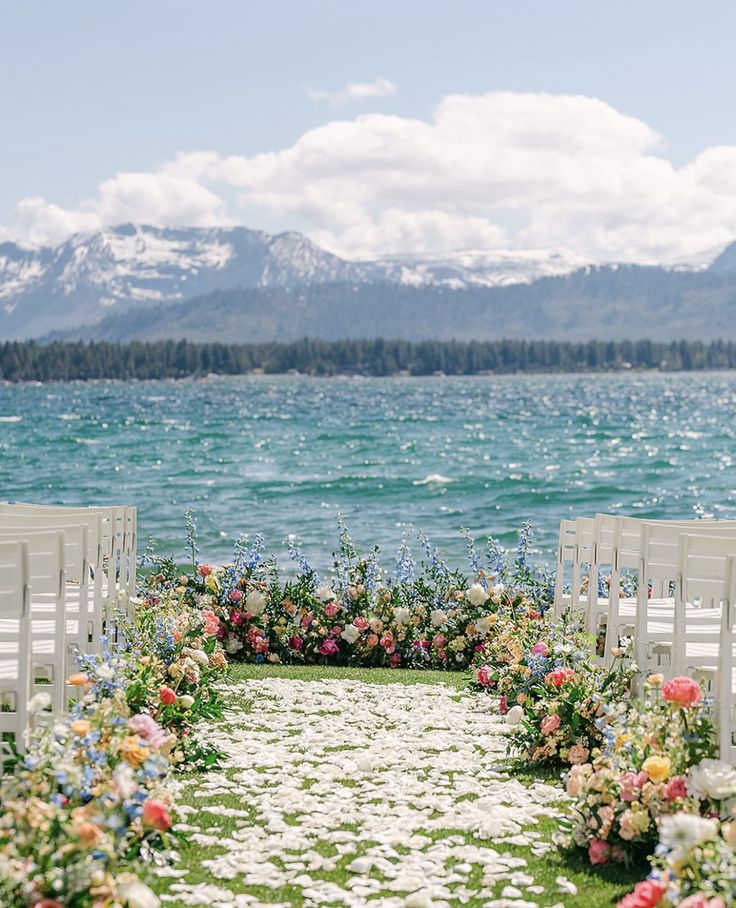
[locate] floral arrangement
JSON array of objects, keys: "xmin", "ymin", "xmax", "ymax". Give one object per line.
[
  {"xmin": 140, "ymin": 517, "xmax": 555, "ymax": 671},
  {"xmin": 563, "ymin": 675, "xmax": 722, "ymax": 867},
  {"xmin": 0, "ymin": 592, "xmax": 227, "ymax": 907}
]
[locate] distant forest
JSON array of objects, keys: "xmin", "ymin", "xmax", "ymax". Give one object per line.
[{"xmin": 2, "ymin": 338, "xmax": 736, "ymax": 381}]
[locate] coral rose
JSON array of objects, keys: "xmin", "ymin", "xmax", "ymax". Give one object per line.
[
  {"xmin": 143, "ymin": 799, "xmax": 172, "ymax": 831},
  {"xmin": 198, "ymin": 564, "xmax": 213, "ymax": 577},
  {"xmin": 662, "ymin": 675, "xmax": 701, "ymax": 707},
  {"xmin": 617, "ymin": 879, "xmax": 666, "ymax": 908},
  {"xmin": 665, "ymin": 776, "xmax": 688, "ymax": 801},
  {"xmin": 159, "ymin": 687, "xmax": 177, "ymax": 705}
]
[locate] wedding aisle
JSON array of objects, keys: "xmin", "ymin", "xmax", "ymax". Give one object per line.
[{"xmin": 152, "ymin": 670, "xmax": 630, "ymax": 908}]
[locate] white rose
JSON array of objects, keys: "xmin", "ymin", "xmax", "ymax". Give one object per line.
[
  {"xmin": 225, "ymin": 637, "xmax": 244, "ymax": 654},
  {"xmin": 118, "ymin": 878, "xmax": 161, "ymax": 908},
  {"xmin": 430, "ymin": 609, "xmax": 448, "ymax": 627},
  {"xmin": 467, "ymin": 583, "xmax": 488, "ymax": 606},
  {"xmin": 394, "ymin": 606, "xmax": 411, "ymax": 625},
  {"xmin": 475, "ymin": 616, "xmax": 491, "ymax": 637},
  {"xmin": 188, "ymin": 649, "xmax": 209, "ymax": 666},
  {"xmin": 245, "ymin": 590, "xmax": 267, "ymax": 616},
  {"xmin": 178, "ymin": 694, "xmax": 195, "ymax": 709},
  {"xmin": 505, "ymin": 705, "xmax": 525, "ymax": 726},
  {"xmin": 340, "ymin": 624, "xmax": 361, "ymax": 645},
  {"xmin": 28, "ymin": 692, "xmax": 51, "ymax": 714},
  {"xmin": 687, "ymin": 759, "xmax": 736, "ymax": 802},
  {"xmin": 315, "ymin": 584, "xmax": 336, "ymax": 602}
]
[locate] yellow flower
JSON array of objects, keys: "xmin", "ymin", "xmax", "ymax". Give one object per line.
[
  {"xmin": 642, "ymin": 754, "xmax": 671, "ymax": 782},
  {"xmin": 120, "ymin": 736, "xmax": 149, "ymax": 767},
  {"xmin": 70, "ymin": 719, "xmax": 91, "ymax": 736},
  {"xmin": 614, "ymin": 733, "xmax": 632, "ymax": 753}
]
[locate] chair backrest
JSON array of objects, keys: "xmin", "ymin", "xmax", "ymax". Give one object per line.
[
  {"xmin": 0, "ymin": 511, "xmax": 100, "ymax": 576},
  {"xmin": 679, "ymin": 534, "xmax": 736, "ymax": 606},
  {"xmin": 553, "ymin": 519, "xmax": 578, "ymax": 616},
  {"xmin": 0, "ymin": 522, "xmax": 87, "ymax": 585},
  {"xmin": 0, "ymin": 540, "xmax": 31, "ymax": 765}
]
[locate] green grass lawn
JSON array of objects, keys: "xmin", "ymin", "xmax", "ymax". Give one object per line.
[{"xmin": 151, "ymin": 664, "xmax": 640, "ymax": 907}]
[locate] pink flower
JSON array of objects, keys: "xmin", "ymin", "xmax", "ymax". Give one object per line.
[
  {"xmin": 198, "ymin": 564, "xmax": 213, "ymax": 577},
  {"xmin": 229, "ymin": 588, "xmax": 243, "ymax": 602},
  {"xmin": 432, "ymin": 633, "xmax": 446, "ymax": 650},
  {"xmin": 620, "ymin": 771, "xmax": 649, "ymax": 801},
  {"xmin": 331, "ymin": 624, "xmax": 343, "ymax": 636},
  {"xmin": 289, "ymin": 634, "xmax": 303, "ymax": 650},
  {"xmin": 380, "ymin": 633, "xmax": 396, "ymax": 654},
  {"xmin": 665, "ymin": 776, "xmax": 688, "ymax": 801},
  {"xmin": 531, "ymin": 641, "xmax": 549, "ymax": 656},
  {"xmin": 568, "ymin": 744, "xmax": 590, "ymax": 765},
  {"xmin": 353, "ymin": 616, "xmax": 369, "ymax": 631},
  {"xmin": 588, "ymin": 837, "xmax": 611, "ymax": 865},
  {"xmin": 143, "ymin": 799, "xmax": 172, "ymax": 831},
  {"xmin": 662, "ymin": 676, "xmax": 701, "ymax": 707},
  {"xmin": 202, "ymin": 609, "xmax": 219, "ymax": 635},
  {"xmin": 319, "ymin": 638, "xmax": 339, "ymax": 656},
  {"xmin": 128, "ymin": 713, "xmax": 168, "ymax": 749},
  {"xmin": 541, "ymin": 714, "xmax": 561, "ymax": 735},
  {"xmin": 230, "ymin": 611, "xmax": 243, "ymax": 626},
  {"xmin": 389, "ymin": 653, "xmax": 402, "ymax": 667},
  {"xmin": 159, "ymin": 687, "xmax": 177, "ymax": 706},
  {"xmin": 499, "ymin": 695, "xmax": 508, "ymax": 715},
  {"xmin": 475, "ymin": 665, "xmax": 493, "ymax": 686},
  {"xmin": 301, "ymin": 615, "xmax": 313, "ymax": 629},
  {"xmin": 677, "ymin": 897, "xmax": 726, "ymax": 908},
  {"xmin": 617, "ymin": 879, "xmax": 666, "ymax": 908},
  {"xmin": 324, "ymin": 602, "xmax": 341, "ymax": 619},
  {"xmin": 546, "ymin": 667, "xmax": 576, "ymax": 688},
  {"xmin": 253, "ymin": 636, "xmax": 270, "ymax": 654}
]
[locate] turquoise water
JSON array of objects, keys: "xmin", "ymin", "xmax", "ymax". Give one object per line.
[{"xmin": 2, "ymin": 373, "xmax": 736, "ymax": 567}]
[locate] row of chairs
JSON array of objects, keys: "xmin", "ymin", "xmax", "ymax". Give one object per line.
[
  {"xmin": 555, "ymin": 514, "xmax": 736, "ymax": 763},
  {"xmin": 0, "ymin": 501, "xmax": 137, "ymax": 769}
]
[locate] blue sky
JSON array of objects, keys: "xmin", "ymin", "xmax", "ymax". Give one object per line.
[{"xmin": 2, "ymin": 1, "xmax": 735, "ymax": 263}]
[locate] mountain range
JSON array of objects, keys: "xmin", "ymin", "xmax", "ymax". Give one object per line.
[{"xmin": 1, "ymin": 223, "xmax": 735, "ymax": 341}]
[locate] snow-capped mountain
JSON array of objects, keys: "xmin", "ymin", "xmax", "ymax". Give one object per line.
[{"xmin": 0, "ymin": 224, "xmax": 596, "ymax": 339}]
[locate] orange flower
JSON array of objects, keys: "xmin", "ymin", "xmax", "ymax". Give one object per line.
[
  {"xmin": 119, "ymin": 736, "xmax": 149, "ymax": 766},
  {"xmin": 70, "ymin": 720, "xmax": 92, "ymax": 736},
  {"xmin": 67, "ymin": 672, "xmax": 89, "ymax": 687}
]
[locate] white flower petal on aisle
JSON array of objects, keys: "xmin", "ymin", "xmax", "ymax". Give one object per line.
[{"xmin": 159, "ymin": 679, "xmax": 566, "ymax": 907}]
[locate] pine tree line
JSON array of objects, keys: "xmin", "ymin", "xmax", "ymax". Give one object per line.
[{"xmin": 2, "ymin": 338, "xmax": 736, "ymax": 381}]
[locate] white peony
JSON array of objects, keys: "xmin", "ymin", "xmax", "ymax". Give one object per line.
[
  {"xmin": 505, "ymin": 705, "xmax": 525, "ymax": 726},
  {"xmin": 686, "ymin": 759, "xmax": 736, "ymax": 802},
  {"xmin": 430, "ymin": 609, "xmax": 448, "ymax": 627},
  {"xmin": 340, "ymin": 624, "xmax": 361, "ymax": 645},
  {"xmin": 188, "ymin": 649, "xmax": 209, "ymax": 666},
  {"xmin": 394, "ymin": 606, "xmax": 411, "ymax": 625},
  {"xmin": 28, "ymin": 692, "xmax": 51, "ymax": 713},
  {"xmin": 467, "ymin": 583, "xmax": 488, "ymax": 606},
  {"xmin": 118, "ymin": 877, "xmax": 161, "ymax": 908},
  {"xmin": 315, "ymin": 584, "xmax": 336, "ymax": 602},
  {"xmin": 245, "ymin": 590, "xmax": 267, "ymax": 616},
  {"xmin": 475, "ymin": 616, "xmax": 491, "ymax": 637},
  {"xmin": 658, "ymin": 812, "xmax": 719, "ymax": 856},
  {"xmin": 178, "ymin": 694, "xmax": 195, "ymax": 709}
]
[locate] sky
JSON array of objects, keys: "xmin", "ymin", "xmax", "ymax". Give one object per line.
[{"xmin": 1, "ymin": 0, "xmax": 735, "ymax": 264}]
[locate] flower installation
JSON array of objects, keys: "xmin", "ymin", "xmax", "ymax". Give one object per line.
[
  {"xmin": 0, "ymin": 592, "xmax": 227, "ymax": 907},
  {"xmin": 139, "ymin": 517, "xmax": 555, "ymax": 671}
]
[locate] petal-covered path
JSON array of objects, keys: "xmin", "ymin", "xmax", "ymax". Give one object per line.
[{"xmin": 154, "ymin": 676, "xmax": 581, "ymax": 908}]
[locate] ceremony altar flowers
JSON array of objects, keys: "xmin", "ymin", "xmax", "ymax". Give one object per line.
[
  {"xmin": 140, "ymin": 516, "xmax": 555, "ymax": 671},
  {"xmin": 563, "ymin": 675, "xmax": 720, "ymax": 867},
  {"xmin": 0, "ymin": 591, "xmax": 228, "ymax": 906}
]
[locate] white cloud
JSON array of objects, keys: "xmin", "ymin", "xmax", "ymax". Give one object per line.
[
  {"xmin": 304, "ymin": 76, "xmax": 397, "ymax": 106},
  {"xmin": 5, "ymin": 91, "xmax": 736, "ymax": 264}
]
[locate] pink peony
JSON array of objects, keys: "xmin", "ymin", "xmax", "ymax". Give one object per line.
[
  {"xmin": 253, "ymin": 636, "xmax": 270, "ymax": 654},
  {"xmin": 380, "ymin": 633, "xmax": 396, "ymax": 654},
  {"xmin": 617, "ymin": 879, "xmax": 666, "ymax": 908},
  {"xmin": 128, "ymin": 713, "xmax": 168, "ymax": 749},
  {"xmin": 198, "ymin": 564, "xmax": 213, "ymax": 577},
  {"xmin": 620, "ymin": 771, "xmax": 649, "ymax": 801},
  {"xmin": 331, "ymin": 624, "xmax": 343, "ymax": 636},
  {"xmin": 230, "ymin": 611, "xmax": 243, "ymax": 626},
  {"xmin": 662, "ymin": 676, "xmax": 701, "ymax": 707},
  {"xmin": 289, "ymin": 634, "xmax": 303, "ymax": 651},
  {"xmin": 202, "ymin": 609, "xmax": 219, "ymax": 635},
  {"xmin": 475, "ymin": 665, "xmax": 493, "ymax": 686},
  {"xmin": 353, "ymin": 616, "xmax": 369, "ymax": 631},
  {"xmin": 229, "ymin": 588, "xmax": 243, "ymax": 602},
  {"xmin": 677, "ymin": 897, "xmax": 726, "ymax": 908},
  {"xmin": 665, "ymin": 776, "xmax": 688, "ymax": 801},
  {"xmin": 324, "ymin": 602, "xmax": 341, "ymax": 619},
  {"xmin": 588, "ymin": 837, "xmax": 611, "ymax": 865},
  {"xmin": 531, "ymin": 641, "xmax": 549, "ymax": 656},
  {"xmin": 319, "ymin": 638, "xmax": 339, "ymax": 656},
  {"xmin": 541, "ymin": 714, "xmax": 561, "ymax": 735},
  {"xmin": 432, "ymin": 633, "xmax": 446, "ymax": 650}
]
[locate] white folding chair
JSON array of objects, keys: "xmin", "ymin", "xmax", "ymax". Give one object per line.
[
  {"xmin": 553, "ymin": 519, "xmax": 578, "ymax": 618},
  {"xmin": 0, "ymin": 540, "xmax": 31, "ymax": 770},
  {"xmin": 0, "ymin": 530, "xmax": 67, "ymax": 717}
]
